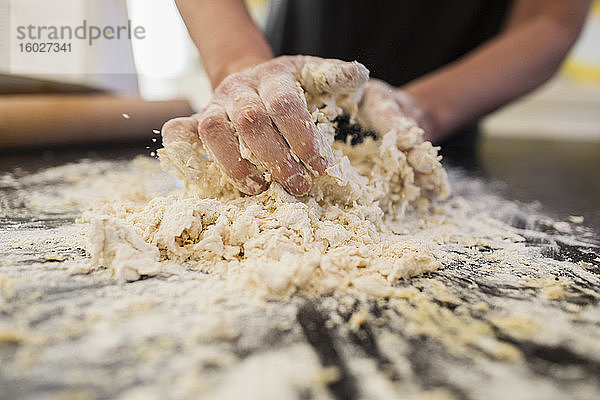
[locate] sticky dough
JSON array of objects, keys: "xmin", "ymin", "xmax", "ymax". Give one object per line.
[{"xmin": 87, "ymin": 61, "xmax": 450, "ymax": 298}]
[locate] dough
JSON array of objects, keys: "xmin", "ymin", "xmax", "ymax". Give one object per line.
[{"xmin": 87, "ymin": 61, "xmax": 450, "ymax": 298}]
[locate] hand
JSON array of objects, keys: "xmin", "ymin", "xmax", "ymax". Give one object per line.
[
  {"xmin": 357, "ymin": 79, "xmax": 434, "ymax": 147},
  {"xmin": 357, "ymin": 80, "xmax": 449, "ymax": 190},
  {"xmin": 163, "ymin": 55, "xmax": 369, "ymax": 196}
]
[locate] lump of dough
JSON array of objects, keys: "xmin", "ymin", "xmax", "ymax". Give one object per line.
[{"xmin": 87, "ymin": 216, "xmax": 161, "ymax": 282}]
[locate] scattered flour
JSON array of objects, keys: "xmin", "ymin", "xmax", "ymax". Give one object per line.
[{"xmin": 2, "ymin": 149, "xmax": 599, "ymax": 399}]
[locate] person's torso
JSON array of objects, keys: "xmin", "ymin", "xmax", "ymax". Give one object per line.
[{"xmin": 267, "ymin": 0, "xmax": 511, "ymax": 86}]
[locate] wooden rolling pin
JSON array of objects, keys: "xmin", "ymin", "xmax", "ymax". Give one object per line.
[{"xmin": 0, "ymin": 94, "xmax": 194, "ymax": 148}]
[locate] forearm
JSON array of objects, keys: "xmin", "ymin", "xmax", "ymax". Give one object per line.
[
  {"xmin": 175, "ymin": 0, "xmax": 273, "ymax": 87},
  {"xmin": 403, "ymin": 0, "xmax": 590, "ymax": 142}
]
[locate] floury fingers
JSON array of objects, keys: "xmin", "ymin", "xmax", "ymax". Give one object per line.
[{"xmin": 86, "ymin": 58, "xmax": 450, "ymax": 296}]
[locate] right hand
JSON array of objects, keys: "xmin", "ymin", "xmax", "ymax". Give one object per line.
[{"xmin": 162, "ymin": 55, "xmax": 369, "ymax": 196}]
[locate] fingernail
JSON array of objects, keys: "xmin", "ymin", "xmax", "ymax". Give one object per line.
[
  {"xmin": 310, "ymin": 156, "xmax": 328, "ymax": 175},
  {"xmin": 242, "ymin": 174, "xmax": 267, "ymax": 195},
  {"xmin": 285, "ymin": 173, "xmax": 311, "ymax": 196}
]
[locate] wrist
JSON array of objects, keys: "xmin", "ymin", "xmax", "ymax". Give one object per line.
[{"xmin": 211, "ymin": 53, "xmax": 272, "ymax": 88}]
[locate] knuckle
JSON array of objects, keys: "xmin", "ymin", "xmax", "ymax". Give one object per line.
[
  {"xmin": 234, "ymin": 102, "xmax": 269, "ymax": 131},
  {"xmin": 255, "ymin": 60, "xmax": 288, "ymax": 76},
  {"xmin": 198, "ymin": 113, "xmax": 225, "ymax": 138},
  {"xmin": 217, "ymin": 73, "xmax": 244, "ymax": 95}
]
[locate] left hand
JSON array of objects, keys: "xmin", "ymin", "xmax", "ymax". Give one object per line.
[{"xmin": 357, "ymin": 79, "xmax": 434, "ymax": 147}]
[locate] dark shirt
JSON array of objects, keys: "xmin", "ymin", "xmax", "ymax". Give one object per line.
[
  {"xmin": 266, "ymin": 0, "xmax": 511, "ymax": 86},
  {"xmin": 266, "ymin": 0, "xmax": 512, "ymax": 155}
]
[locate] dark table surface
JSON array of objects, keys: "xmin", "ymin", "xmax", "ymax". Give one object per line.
[
  {"xmin": 1, "ymin": 135, "xmax": 599, "ymax": 400},
  {"xmin": 446, "ymin": 136, "xmax": 600, "ymax": 233}
]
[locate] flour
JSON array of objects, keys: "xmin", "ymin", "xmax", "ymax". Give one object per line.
[
  {"xmin": 3, "ymin": 152, "xmax": 599, "ymax": 400},
  {"xmin": 86, "ymin": 61, "xmax": 450, "ymax": 298}
]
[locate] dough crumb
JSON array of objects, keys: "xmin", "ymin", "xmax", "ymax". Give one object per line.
[{"xmin": 568, "ymin": 215, "xmax": 584, "ymax": 224}]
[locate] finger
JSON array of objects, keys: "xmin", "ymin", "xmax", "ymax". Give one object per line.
[
  {"xmin": 160, "ymin": 117, "xmax": 208, "ymax": 184},
  {"xmin": 161, "ymin": 116, "xmax": 199, "ymax": 145},
  {"xmin": 256, "ymin": 62, "xmax": 332, "ymax": 175},
  {"xmin": 218, "ymin": 77, "xmax": 312, "ymax": 196},
  {"xmin": 357, "ymin": 81, "xmax": 423, "ymax": 151},
  {"xmin": 196, "ymin": 103, "xmax": 267, "ymax": 195},
  {"xmin": 298, "ymin": 57, "xmax": 370, "ymax": 95}
]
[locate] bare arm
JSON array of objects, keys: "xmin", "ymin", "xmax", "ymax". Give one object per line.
[
  {"xmin": 403, "ymin": 0, "xmax": 591, "ymax": 142},
  {"xmin": 174, "ymin": 0, "xmax": 273, "ymax": 87}
]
